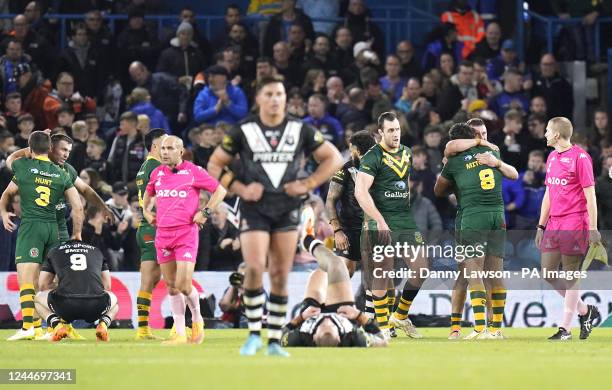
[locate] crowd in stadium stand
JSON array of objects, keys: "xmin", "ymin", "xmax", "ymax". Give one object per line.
[{"xmin": 1, "ymin": 0, "xmax": 612, "ymax": 273}]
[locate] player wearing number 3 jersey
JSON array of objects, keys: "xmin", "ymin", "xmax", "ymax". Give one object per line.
[{"xmin": 0, "ymin": 131, "xmax": 84, "ymax": 341}]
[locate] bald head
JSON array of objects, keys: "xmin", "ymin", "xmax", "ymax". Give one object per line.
[
  {"xmin": 540, "ymin": 53, "xmax": 556, "ymax": 78},
  {"xmin": 129, "ymin": 61, "xmax": 149, "ymax": 85},
  {"xmin": 160, "ymin": 135, "xmax": 184, "ymax": 167}
]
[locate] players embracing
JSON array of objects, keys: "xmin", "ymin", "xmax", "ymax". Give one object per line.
[{"xmin": 435, "ymin": 121, "xmax": 518, "ymax": 339}]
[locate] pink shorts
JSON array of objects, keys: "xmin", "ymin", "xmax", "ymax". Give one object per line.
[
  {"xmin": 541, "ymin": 213, "xmax": 589, "ymax": 256},
  {"xmin": 155, "ymin": 224, "xmax": 199, "ymax": 264}
]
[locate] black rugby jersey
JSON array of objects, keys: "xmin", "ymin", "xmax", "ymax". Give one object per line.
[
  {"xmin": 331, "ymin": 159, "xmax": 363, "ymax": 230},
  {"xmin": 42, "ymin": 241, "xmax": 108, "ymax": 298},
  {"xmin": 285, "ymin": 313, "xmax": 367, "ymax": 347},
  {"xmin": 221, "ymin": 115, "xmax": 324, "ymax": 213}
]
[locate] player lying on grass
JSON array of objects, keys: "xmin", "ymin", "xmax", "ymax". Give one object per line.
[
  {"xmin": 34, "ymin": 240, "xmax": 118, "ymax": 342},
  {"xmin": 280, "ymin": 216, "xmax": 387, "ymax": 348}
]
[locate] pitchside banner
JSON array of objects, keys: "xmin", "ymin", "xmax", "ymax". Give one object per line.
[{"xmin": 1, "ymin": 272, "xmax": 611, "ymax": 328}]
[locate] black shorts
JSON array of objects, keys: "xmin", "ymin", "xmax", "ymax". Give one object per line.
[
  {"xmin": 321, "ymin": 301, "xmax": 355, "ymax": 313},
  {"xmin": 333, "ymin": 229, "xmax": 361, "ymax": 261},
  {"xmin": 48, "ymin": 291, "xmax": 111, "ymax": 323},
  {"xmin": 240, "ymin": 203, "xmax": 300, "ymax": 233}
]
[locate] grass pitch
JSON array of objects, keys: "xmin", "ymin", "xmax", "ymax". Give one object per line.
[{"xmin": 1, "ymin": 328, "xmax": 612, "ymax": 390}]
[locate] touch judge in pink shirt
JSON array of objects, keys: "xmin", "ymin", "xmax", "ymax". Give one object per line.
[
  {"xmin": 535, "ymin": 117, "xmax": 601, "ymax": 341},
  {"xmin": 143, "ymin": 136, "xmax": 227, "ymax": 344}
]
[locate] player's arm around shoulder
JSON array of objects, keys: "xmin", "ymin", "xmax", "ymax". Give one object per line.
[
  {"xmin": 435, "ymin": 157, "xmax": 454, "ymax": 197},
  {"xmin": 475, "ymin": 150, "xmax": 518, "ymax": 180},
  {"xmin": 1, "ymin": 181, "xmax": 19, "ymax": 231},
  {"xmin": 5, "ymin": 147, "xmax": 31, "ymax": 171},
  {"xmin": 444, "ymin": 138, "xmax": 497, "ymax": 157},
  {"xmin": 64, "ymin": 185, "xmax": 84, "ymax": 240}
]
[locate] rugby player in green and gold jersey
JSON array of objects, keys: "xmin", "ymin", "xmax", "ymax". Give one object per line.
[
  {"xmin": 0, "ymin": 131, "xmax": 83, "ymax": 341},
  {"xmin": 435, "ymin": 121, "xmax": 518, "ymax": 340},
  {"xmin": 355, "ymin": 112, "xmax": 426, "ymax": 340},
  {"xmin": 5, "ymin": 132, "xmax": 114, "ymax": 340},
  {"xmin": 134, "ymin": 129, "xmax": 167, "ymax": 340}
]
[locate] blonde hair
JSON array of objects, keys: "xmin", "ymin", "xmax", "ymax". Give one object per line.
[
  {"xmin": 548, "ymin": 116, "xmax": 573, "ymax": 140},
  {"xmin": 126, "ymin": 87, "xmax": 151, "ymax": 107},
  {"xmin": 71, "ymin": 120, "xmax": 87, "ymax": 135}
]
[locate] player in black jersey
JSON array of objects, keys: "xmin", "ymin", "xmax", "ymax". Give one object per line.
[
  {"xmin": 34, "ymin": 241, "xmax": 119, "ymax": 342},
  {"xmin": 280, "ymin": 216, "xmax": 387, "ymax": 348},
  {"xmin": 208, "ymin": 75, "xmax": 343, "ymax": 357},
  {"xmin": 326, "ymin": 130, "xmax": 376, "ymax": 275}
]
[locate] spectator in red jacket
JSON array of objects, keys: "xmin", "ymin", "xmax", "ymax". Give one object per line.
[{"xmin": 42, "ymin": 72, "xmax": 96, "ymax": 129}]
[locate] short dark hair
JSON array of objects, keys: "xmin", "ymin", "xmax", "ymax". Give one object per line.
[
  {"xmin": 256, "ymin": 56, "xmax": 273, "ymax": 66},
  {"xmin": 449, "ymin": 122, "xmax": 475, "ymax": 140},
  {"xmin": 145, "ymin": 128, "xmax": 166, "ymax": 151},
  {"xmin": 227, "ymin": 4, "xmax": 240, "ymax": 12},
  {"xmin": 256, "ymin": 74, "xmax": 285, "ymax": 94},
  {"xmin": 466, "ymin": 118, "xmax": 484, "ymax": 128},
  {"xmin": 51, "ymin": 133, "xmax": 73, "ymax": 146},
  {"xmin": 529, "ymin": 149, "xmax": 545, "ymax": 160},
  {"xmin": 377, "ymin": 111, "xmax": 398, "ymax": 131},
  {"xmin": 528, "ymin": 112, "xmax": 547, "ymax": 124},
  {"xmin": 17, "ymin": 113, "xmax": 33, "ymax": 124},
  {"xmin": 0, "ymin": 130, "xmax": 13, "ymax": 143},
  {"xmin": 459, "ymin": 60, "xmax": 473, "ymax": 69},
  {"xmin": 5, "ymin": 92, "xmax": 21, "ymax": 102},
  {"xmin": 86, "ymin": 205, "xmax": 101, "ymax": 221},
  {"xmin": 28, "ymin": 131, "xmax": 51, "ymax": 153},
  {"xmin": 119, "ymin": 111, "xmax": 138, "ymax": 123},
  {"xmin": 84, "ymin": 113, "xmax": 98, "ymax": 121},
  {"xmin": 350, "ymin": 130, "xmax": 376, "ymax": 155},
  {"xmin": 56, "ymin": 71, "xmax": 73, "ymax": 84},
  {"xmin": 72, "ymin": 22, "xmax": 87, "ymax": 35},
  {"xmin": 309, "ymin": 93, "xmax": 327, "ymax": 107},
  {"xmin": 412, "ymin": 145, "xmax": 427, "ymax": 156},
  {"xmin": 56, "ymin": 106, "xmax": 74, "ymax": 116}
]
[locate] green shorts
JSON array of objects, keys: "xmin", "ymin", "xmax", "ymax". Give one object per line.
[
  {"xmin": 15, "ymin": 221, "xmax": 60, "ymax": 264},
  {"xmin": 137, "ymin": 224, "xmax": 157, "ymax": 262},
  {"xmin": 457, "ymin": 211, "xmax": 506, "ymax": 258},
  {"xmin": 364, "ymin": 213, "xmax": 424, "ymax": 247}
]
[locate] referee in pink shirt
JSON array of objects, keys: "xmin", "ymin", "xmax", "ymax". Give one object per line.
[
  {"xmin": 143, "ymin": 136, "xmax": 227, "ymax": 344},
  {"xmin": 535, "ymin": 117, "xmax": 601, "ymax": 340}
]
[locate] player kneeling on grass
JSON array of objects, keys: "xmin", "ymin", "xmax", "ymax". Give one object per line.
[
  {"xmin": 34, "ymin": 240, "xmax": 118, "ymax": 342},
  {"xmin": 280, "ymin": 216, "xmax": 387, "ymax": 348}
]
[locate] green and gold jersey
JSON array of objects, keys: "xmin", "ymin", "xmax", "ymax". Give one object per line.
[
  {"xmin": 136, "ymin": 156, "xmax": 161, "ymax": 228},
  {"xmin": 359, "ymin": 143, "xmax": 412, "ymax": 214},
  {"xmin": 56, "ymin": 162, "xmax": 78, "ymax": 230},
  {"xmin": 11, "ymin": 156, "xmax": 74, "ymax": 222},
  {"xmin": 440, "ymin": 146, "xmax": 504, "ymax": 216}
]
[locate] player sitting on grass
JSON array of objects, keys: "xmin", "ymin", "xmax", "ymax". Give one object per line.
[
  {"xmin": 34, "ymin": 240, "xmax": 119, "ymax": 342},
  {"xmin": 281, "ymin": 212, "xmax": 387, "ymax": 348}
]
